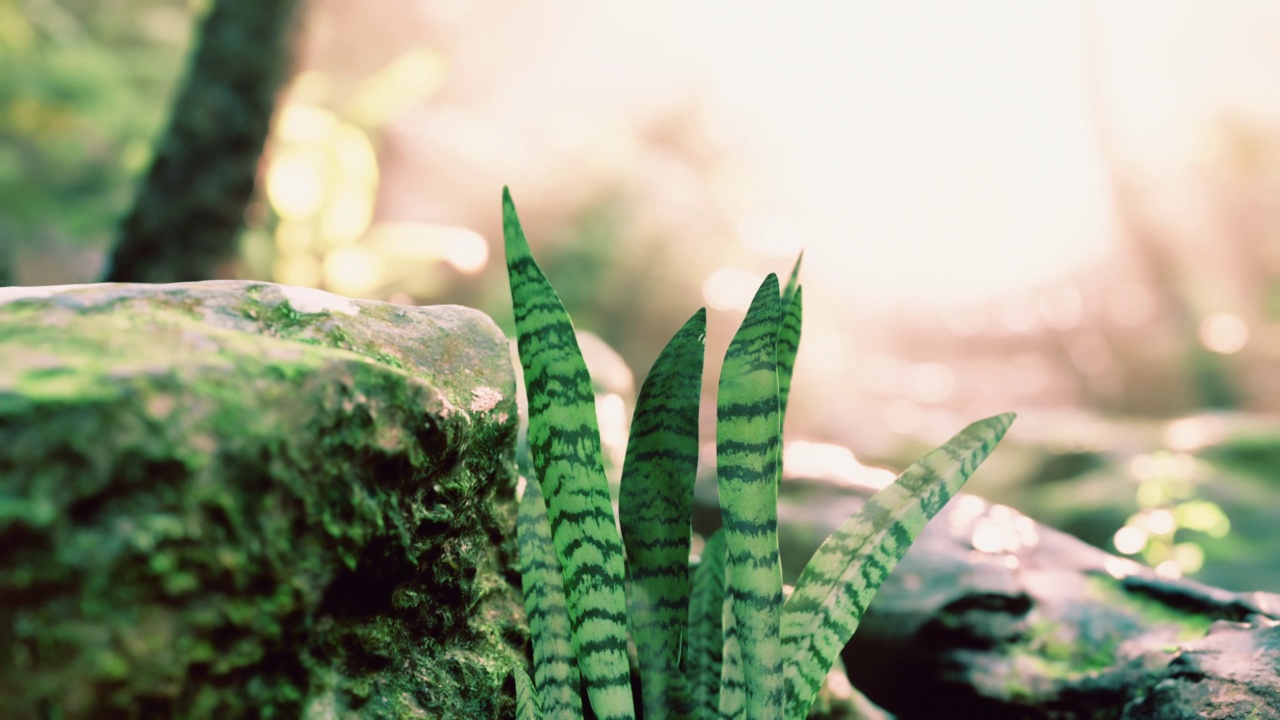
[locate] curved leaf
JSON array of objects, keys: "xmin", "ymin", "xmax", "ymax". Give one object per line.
[
  {"xmin": 619, "ymin": 309, "xmax": 707, "ymax": 720},
  {"xmin": 504, "ymin": 188, "xmax": 635, "ymax": 720},
  {"xmin": 781, "ymin": 412, "xmax": 1016, "ymax": 719},
  {"xmin": 514, "ymin": 666, "xmax": 545, "ymax": 720}
]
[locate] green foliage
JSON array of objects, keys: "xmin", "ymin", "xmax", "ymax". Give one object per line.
[
  {"xmin": 518, "ymin": 476, "xmax": 583, "ymax": 719},
  {"xmin": 505, "ymin": 188, "xmax": 636, "ymax": 719},
  {"xmin": 0, "ymin": 0, "xmax": 196, "ymax": 246},
  {"xmin": 716, "ymin": 274, "xmax": 785, "ymax": 719},
  {"xmin": 618, "ymin": 308, "xmax": 705, "ymax": 717},
  {"xmin": 504, "ymin": 187, "xmax": 1014, "ymax": 719}
]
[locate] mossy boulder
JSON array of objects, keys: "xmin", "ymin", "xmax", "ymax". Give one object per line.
[{"xmin": 0, "ymin": 281, "xmax": 526, "ymax": 718}]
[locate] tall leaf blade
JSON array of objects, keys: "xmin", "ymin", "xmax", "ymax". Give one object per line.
[
  {"xmin": 780, "ymin": 412, "xmax": 1016, "ymax": 719},
  {"xmin": 618, "ymin": 309, "xmax": 707, "ymax": 720},
  {"xmin": 518, "ymin": 477, "xmax": 583, "ymax": 720},
  {"xmin": 504, "ymin": 188, "xmax": 636, "ymax": 720},
  {"xmin": 514, "ymin": 666, "xmax": 545, "ymax": 720},
  {"xmin": 776, "ymin": 285, "xmax": 802, "ymax": 428},
  {"xmin": 686, "ymin": 530, "xmax": 728, "ymax": 720},
  {"xmin": 716, "ymin": 274, "xmax": 785, "ymax": 720}
]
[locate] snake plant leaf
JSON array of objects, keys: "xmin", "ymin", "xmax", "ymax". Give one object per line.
[
  {"xmin": 718, "ymin": 590, "xmax": 746, "ymax": 720},
  {"xmin": 618, "ymin": 308, "xmax": 707, "ymax": 720},
  {"xmin": 518, "ymin": 477, "xmax": 583, "ymax": 720},
  {"xmin": 504, "ymin": 188, "xmax": 636, "ymax": 720},
  {"xmin": 514, "ymin": 666, "xmax": 545, "ymax": 720},
  {"xmin": 776, "ymin": 285, "xmax": 802, "ymax": 429},
  {"xmin": 716, "ymin": 274, "xmax": 785, "ymax": 720},
  {"xmin": 777, "ymin": 253, "xmax": 801, "ymax": 451},
  {"xmin": 686, "ymin": 529, "xmax": 728, "ymax": 720},
  {"xmin": 780, "ymin": 412, "xmax": 1016, "ymax": 720}
]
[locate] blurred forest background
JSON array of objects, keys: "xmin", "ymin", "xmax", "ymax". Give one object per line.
[{"xmin": 4, "ymin": 0, "xmax": 1280, "ymax": 591}]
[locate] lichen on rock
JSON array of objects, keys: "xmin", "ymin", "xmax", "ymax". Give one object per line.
[{"xmin": 0, "ymin": 281, "xmax": 525, "ymax": 718}]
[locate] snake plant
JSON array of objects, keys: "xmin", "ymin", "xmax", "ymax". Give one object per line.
[{"xmin": 503, "ymin": 187, "xmax": 1014, "ymax": 720}]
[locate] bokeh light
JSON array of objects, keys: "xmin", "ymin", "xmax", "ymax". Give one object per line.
[{"xmin": 1198, "ymin": 312, "xmax": 1249, "ymax": 354}]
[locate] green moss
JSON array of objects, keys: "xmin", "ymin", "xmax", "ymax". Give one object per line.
[
  {"xmin": 996, "ymin": 615, "xmax": 1121, "ymax": 700},
  {"xmin": 0, "ymin": 283, "xmax": 524, "ymax": 718},
  {"xmin": 1086, "ymin": 575, "xmax": 1213, "ymax": 641}
]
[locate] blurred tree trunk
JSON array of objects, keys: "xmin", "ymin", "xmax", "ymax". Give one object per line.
[{"xmin": 104, "ymin": 0, "xmax": 304, "ymax": 283}]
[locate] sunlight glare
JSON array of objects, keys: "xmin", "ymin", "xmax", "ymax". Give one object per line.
[
  {"xmin": 365, "ymin": 223, "xmax": 490, "ymax": 274},
  {"xmin": 323, "ymin": 246, "xmax": 383, "ymax": 297},
  {"xmin": 679, "ymin": 2, "xmax": 1115, "ymax": 304},
  {"xmin": 349, "ymin": 48, "xmax": 447, "ymax": 127},
  {"xmin": 266, "ymin": 147, "xmax": 328, "ymax": 220},
  {"xmin": 276, "ymin": 102, "xmax": 339, "ymax": 144},
  {"xmin": 273, "ymin": 254, "xmax": 321, "ymax": 288},
  {"xmin": 783, "ymin": 440, "xmax": 895, "ymax": 490}
]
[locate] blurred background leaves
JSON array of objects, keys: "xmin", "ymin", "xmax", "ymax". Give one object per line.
[{"xmin": 0, "ymin": 0, "xmax": 199, "ymax": 282}]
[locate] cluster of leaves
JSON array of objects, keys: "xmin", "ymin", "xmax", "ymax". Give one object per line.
[{"xmin": 503, "ymin": 187, "xmax": 1014, "ymax": 719}]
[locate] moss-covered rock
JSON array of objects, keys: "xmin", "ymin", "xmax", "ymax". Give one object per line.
[{"xmin": 0, "ymin": 281, "xmax": 525, "ymax": 718}]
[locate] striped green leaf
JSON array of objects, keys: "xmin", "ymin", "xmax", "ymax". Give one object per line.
[
  {"xmin": 517, "ymin": 477, "xmax": 583, "ymax": 720},
  {"xmin": 780, "ymin": 412, "xmax": 1016, "ymax": 719},
  {"xmin": 776, "ymin": 284, "xmax": 802, "ymax": 429},
  {"xmin": 618, "ymin": 309, "xmax": 707, "ymax": 720},
  {"xmin": 718, "ymin": 591, "xmax": 746, "ymax": 720},
  {"xmin": 514, "ymin": 666, "xmax": 544, "ymax": 720},
  {"xmin": 686, "ymin": 530, "xmax": 728, "ymax": 720},
  {"xmin": 716, "ymin": 274, "xmax": 785, "ymax": 720},
  {"xmin": 504, "ymin": 188, "xmax": 636, "ymax": 720}
]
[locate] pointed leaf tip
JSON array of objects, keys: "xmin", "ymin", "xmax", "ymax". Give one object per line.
[{"xmin": 780, "ymin": 411, "xmax": 1016, "ymax": 718}]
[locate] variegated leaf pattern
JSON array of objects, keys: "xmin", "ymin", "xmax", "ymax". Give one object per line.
[
  {"xmin": 716, "ymin": 274, "xmax": 785, "ymax": 720},
  {"xmin": 780, "ymin": 412, "xmax": 1016, "ymax": 719},
  {"xmin": 717, "ymin": 589, "xmax": 746, "ymax": 720},
  {"xmin": 776, "ymin": 254, "xmax": 802, "ymax": 426},
  {"xmin": 514, "ymin": 665, "xmax": 545, "ymax": 720},
  {"xmin": 686, "ymin": 529, "xmax": 728, "ymax": 720},
  {"xmin": 517, "ymin": 477, "xmax": 583, "ymax": 720},
  {"xmin": 618, "ymin": 309, "xmax": 707, "ymax": 720},
  {"xmin": 504, "ymin": 188, "xmax": 636, "ymax": 720}
]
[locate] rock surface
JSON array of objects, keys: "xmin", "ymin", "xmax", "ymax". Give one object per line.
[
  {"xmin": 0, "ymin": 281, "xmax": 525, "ymax": 718},
  {"xmin": 696, "ymin": 468, "xmax": 1280, "ymax": 719}
]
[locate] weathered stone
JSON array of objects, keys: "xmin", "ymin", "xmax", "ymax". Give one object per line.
[
  {"xmin": 0, "ymin": 281, "xmax": 525, "ymax": 718},
  {"xmin": 1123, "ymin": 620, "xmax": 1280, "ymax": 720},
  {"xmin": 695, "ymin": 465, "xmax": 1280, "ymax": 719}
]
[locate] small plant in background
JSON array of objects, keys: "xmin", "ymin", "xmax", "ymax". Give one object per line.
[{"xmin": 502, "ymin": 187, "xmax": 1014, "ymax": 719}]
